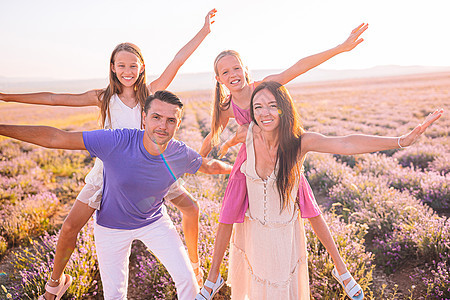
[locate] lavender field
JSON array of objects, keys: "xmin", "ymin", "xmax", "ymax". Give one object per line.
[{"xmin": 0, "ymin": 72, "xmax": 449, "ymax": 299}]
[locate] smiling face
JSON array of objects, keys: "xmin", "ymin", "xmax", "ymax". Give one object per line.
[
  {"xmin": 252, "ymin": 88, "xmax": 280, "ymax": 132},
  {"xmin": 111, "ymin": 50, "xmax": 145, "ymax": 87},
  {"xmin": 215, "ymin": 54, "xmax": 248, "ymax": 92},
  {"xmin": 142, "ymin": 99, "xmax": 182, "ymax": 149}
]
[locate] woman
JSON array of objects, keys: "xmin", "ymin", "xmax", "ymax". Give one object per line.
[
  {"xmin": 197, "ymin": 24, "xmax": 369, "ymax": 299},
  {"xmin": 198, "ymin": 81, "xmax": 442, "ymax": 299}
]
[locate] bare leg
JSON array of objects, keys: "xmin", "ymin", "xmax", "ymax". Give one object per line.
[
  {"xmin": 204, "ymin": 223, "xmax": 233, "ymax": 294},
  {"xmin": 168, "ymin": 190, "xmax": 200, "ymax": 268},
  {"xmin": 43, "ymin": 200, "xmax": 95, "ymax": 300},
  {"xmin": 168, "ymin": 190, "xmax": 199, "ymax": 263},
  {"xmin": 308, "ymin": 214, "xmax": 361, "ymax": 297}
]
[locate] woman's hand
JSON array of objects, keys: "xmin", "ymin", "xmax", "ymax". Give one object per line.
[{"xmin": 399, "ymin": 108, "xmax": 444, "ymax": 147}]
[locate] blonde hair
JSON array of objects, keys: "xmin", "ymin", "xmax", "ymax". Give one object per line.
[
  {"xmin": 210, "ymin": 50, "xmax": 250, "ymax": 145},
  {"xmin": 98, "ymin": 43, "xmax": 149, "ymax": 128}
]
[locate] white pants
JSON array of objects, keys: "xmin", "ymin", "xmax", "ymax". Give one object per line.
[{"xmin": 94, "ymin": 212, "xmax": 199, "ymax": 300}]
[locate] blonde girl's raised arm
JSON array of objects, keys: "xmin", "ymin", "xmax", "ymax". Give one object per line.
[
  {"xmin": 263, "ymin": 23, "xmax": 368, "ymax": 85},
  {"xmin": 148, "ymin": 9, "xmax": 216, "ymax": 93},
  {"xmin": 0, "ymin": 89, "xmax": 102, "ymax": 107},
  {"xmin": 300, "ymin": 109, "xmax": 443, "ymax": 157}
]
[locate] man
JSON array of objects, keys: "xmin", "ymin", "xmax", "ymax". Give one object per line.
[{"xmin": 0, "ymin": 90, "xmax": 232, "ymax": 299}]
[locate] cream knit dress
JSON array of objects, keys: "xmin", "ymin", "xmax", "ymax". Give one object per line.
[{"xmin": 228, "ymin": 122, "xmax": 310, "ymax": 300}]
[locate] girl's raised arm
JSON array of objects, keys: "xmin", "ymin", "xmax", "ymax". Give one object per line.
[
  {"xmin": 0, "ymin": 89, "xmax": 102, "ymax": 107},
  {"xmin": 263, "ymin": 23, "xmax": 368, "ymax": 85},
  {"xmin": 300, "ymin": 108, "xmax": 443, "ymax": 156},
  {"xmin": 149, "ymin": 9, "xmax": 216, "ymax": 93}
]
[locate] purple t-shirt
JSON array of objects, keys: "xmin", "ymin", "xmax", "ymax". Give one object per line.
[{"xmin": 83, "ymin": 128, "xmax": 202, "ymax": 229}]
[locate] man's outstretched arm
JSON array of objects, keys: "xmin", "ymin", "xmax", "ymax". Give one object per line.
[
  {"xmin": 197, "ymin": 157, "xmax": 232, "ymax": 175},
  {"xmin": 0, "ymin": 124, "xmax": 86, "ymax": 150}
]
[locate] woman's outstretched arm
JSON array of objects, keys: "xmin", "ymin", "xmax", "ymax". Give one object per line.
[
  {"xmin": 149, "ymin": 9, "xmax": 216, "ymax": 92},
  {"xmin": 263, "ymin": 23, "xmax": 368, "ymax": 85},
  {"xmin": 301, "ymin": 108, "xmax": 443, "ymax": 156}
]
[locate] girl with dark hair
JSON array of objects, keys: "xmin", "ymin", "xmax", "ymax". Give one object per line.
[
  {"xmin": 1, "ymin": 9, "xmax": 216, "ymax": 299},
  {"xmin": 199, "ymin": 81, "xmax": 442, "ymax": 299}
]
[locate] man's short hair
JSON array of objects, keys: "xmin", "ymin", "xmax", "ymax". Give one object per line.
[{"xmin": 144, "ymin": 90, "xmax": 184, "ymax": 113}]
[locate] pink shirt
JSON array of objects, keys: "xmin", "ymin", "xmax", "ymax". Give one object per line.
[{"xmin": 219, "ymin": 82, "xmax": 321, "ymax": 224}]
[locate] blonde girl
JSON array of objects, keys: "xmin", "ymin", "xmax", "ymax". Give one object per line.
[{"xmin": 196, "ymin": 24, "xmax": 368, "ymax": 299}]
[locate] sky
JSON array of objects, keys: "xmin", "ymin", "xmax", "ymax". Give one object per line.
[{"xmin": 1, "ymin": 0, "xmax": 450, "ymax": 80}]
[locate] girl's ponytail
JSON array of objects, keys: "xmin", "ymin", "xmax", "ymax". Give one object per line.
[{"xmin": 210, "ymin": 81, "xmax": 230, "ymax": 146}]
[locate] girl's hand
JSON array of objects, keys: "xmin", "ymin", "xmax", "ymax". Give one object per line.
[
  {"xmin": 203, "ymin": 8, "xmax": 217, "ymax": 34},
  {"xmin": 339, "ymin": 23, "xmax": 368, "ymax": 52},
  {"xmin": 218, "ymin": 124, "xmax": 248, "ymax": 159},
  {"xmin": 399, "ymin": 108, "xmax": 444, "ymax": 147},
  {"xmin": 218, "ymin": 141, "xmax": 230, "ymax": 159}
]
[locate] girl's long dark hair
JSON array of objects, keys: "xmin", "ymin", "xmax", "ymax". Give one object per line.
[
  {"xmin": 210, "ymin": 50, "xmax": 250, "ymax": 145},
  {"xmin": 98, "ymin": 43, "xmax": 149, "ymax": 128},
  {"xmin": 250, "ymin": 81, "xmax": 305, "ymax": 211}
]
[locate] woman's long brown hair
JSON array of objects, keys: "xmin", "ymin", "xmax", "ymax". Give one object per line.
[
  {"xmin": 250, "ymin": 81, "xmax": 305, "ymax": 211},
  {"xmin": 210, "ymin": 50, "xmax": 250, "ymax": 145},
  {"xmin": 98, "ymin": 43, "xmax": 149, "ymax": 128}
]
